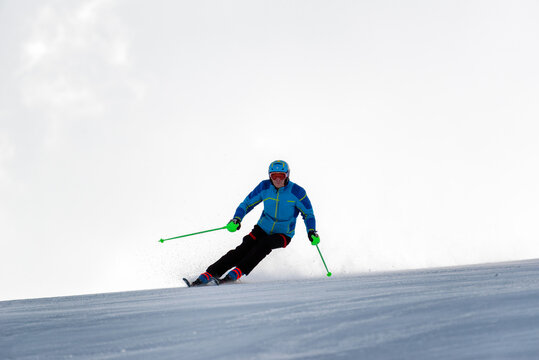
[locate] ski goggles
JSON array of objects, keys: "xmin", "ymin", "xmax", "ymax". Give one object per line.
[{"xmin": 270, "ymin": 172, "xmax": 287, "ymax": 181}]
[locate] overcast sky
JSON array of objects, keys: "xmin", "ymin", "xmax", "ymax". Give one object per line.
[{"xmin": 1, "ymin": 0, "xmax": 539, "ymax": 301}]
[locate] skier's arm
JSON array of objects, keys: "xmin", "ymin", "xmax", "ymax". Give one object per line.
[
  {"xmin": 232, "ymin": 180, "xmax": 269, "ymax": 221},
  {"xmin": 292, "ymin": 185, "xmax": 317, "ymax": 236},
  {"xmin": 301, "ymin": 204, "xmax": 319, "ymax": 245}
]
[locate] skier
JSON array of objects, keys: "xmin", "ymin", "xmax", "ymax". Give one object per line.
[{"xmin": 189, "ymin": 160, "xmax": 320, "ymax": 286}]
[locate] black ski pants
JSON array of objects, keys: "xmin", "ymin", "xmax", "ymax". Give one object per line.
[{"xmin": 206, "ymin": 225, "xmax": 291, "ymax": 278}]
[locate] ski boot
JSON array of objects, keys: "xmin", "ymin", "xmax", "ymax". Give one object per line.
[
  {"xmin": 219, "ymin": 268, "xmax": 242, "ymax": 284},
  {"xmin": 186, "ymin": 272, "xmax": 218, "ymax": 287}
]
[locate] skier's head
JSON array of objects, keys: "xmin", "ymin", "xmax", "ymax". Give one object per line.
[{"xmin": 268, "ymin": 160, "xmax": 289, "ymax": 188}]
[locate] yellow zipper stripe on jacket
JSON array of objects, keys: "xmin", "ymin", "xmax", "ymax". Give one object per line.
[{"xmin": 270, "ymin": 188, "xmax": 280, "ymax": 233}]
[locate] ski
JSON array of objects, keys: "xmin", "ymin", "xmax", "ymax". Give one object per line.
[
  {"xmin": 182, "ymin": 277, "xmax": 219, "ymax": 287},
  {"xmin": 217, "ymin": 277, "xmax": 238, "ymax": 285}
]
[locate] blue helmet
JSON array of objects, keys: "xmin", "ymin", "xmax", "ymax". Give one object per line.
[{"xmin": 268, "ymin": 160, "xmax": 290, "ymax": 176}]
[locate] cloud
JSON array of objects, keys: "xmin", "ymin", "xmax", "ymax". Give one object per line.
[
  {"xmin": 18, "ymin": 0, "xmax": 139, "ymax": 123},
  {"xmin": 0, "ymin": 132, "xmax": 15, "ymax": 187}
]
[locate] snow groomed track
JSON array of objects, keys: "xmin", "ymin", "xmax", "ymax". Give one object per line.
[{"xmin": 2, "ymin": 259, "xmax": 539, "ymax": 359}]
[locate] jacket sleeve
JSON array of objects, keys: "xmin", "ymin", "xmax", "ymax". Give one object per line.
[
  {"xmin": 232, "ymin": 180, "xmax": 268, "ymax": 221},
  {"xmin": 292, "ymin": 184, "xmax": 316, "ymax": 234}
]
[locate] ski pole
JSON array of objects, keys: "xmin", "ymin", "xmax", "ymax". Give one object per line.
[
  {"xmin": 159, "ymin": 226, "xmax": 227, "ymax": 243},
  {"xmin": 316, "ymin": 244, "xmax": 332, "ymax": 277}
]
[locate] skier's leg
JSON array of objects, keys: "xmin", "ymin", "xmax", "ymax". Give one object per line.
[
  {"xmin": 233, "ymin": 233, "xmax": 292, "ymax": 277},
  {"xmin": 205, "ymin": 226, "xmax": 265, "ymax": 278}
]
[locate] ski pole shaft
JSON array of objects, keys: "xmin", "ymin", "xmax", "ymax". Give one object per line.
[
  {"xmin": 159, "ymin": 226, "xmax": 227, "ymax": 243},
  {"xmin": 316, "ymin": 244, "xmax": 332, "ymax": 277}
]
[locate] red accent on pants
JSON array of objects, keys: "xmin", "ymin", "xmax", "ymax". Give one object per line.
[{"xmin": 280, "ymin": 234, "xmax": 288, "ymax": 248}]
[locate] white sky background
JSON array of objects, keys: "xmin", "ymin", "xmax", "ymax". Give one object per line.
[{"xmin": 1, "ymin": 0, "xmax": 538, "ymax": 301}]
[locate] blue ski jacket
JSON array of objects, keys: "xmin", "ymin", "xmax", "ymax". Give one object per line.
[{"xmin": 233, "ymin": 179, "xmax": 316, "ymax": 238}]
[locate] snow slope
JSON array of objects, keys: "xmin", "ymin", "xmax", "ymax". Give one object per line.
[{"xmin": 2, "ymin": 259, "xmax": 539, "ymax": 359}]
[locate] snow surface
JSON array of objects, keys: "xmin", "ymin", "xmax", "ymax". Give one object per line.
[{"xmin": 2, "ymin": 259, "xmax": 539, "ymax": 359}]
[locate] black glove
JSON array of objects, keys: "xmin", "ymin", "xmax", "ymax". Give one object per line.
[
  {"xmin": 227, "ymin": 218, "xmax": 241, "ymax": 232},
  {"xmin": 308, "ymin": 230, "xmax": 320, "ymax": 245}
]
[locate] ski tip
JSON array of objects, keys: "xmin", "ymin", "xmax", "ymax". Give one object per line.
[{"xmin": 182, "ymin": 278, "xmax": 191, "ymax": 287}]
